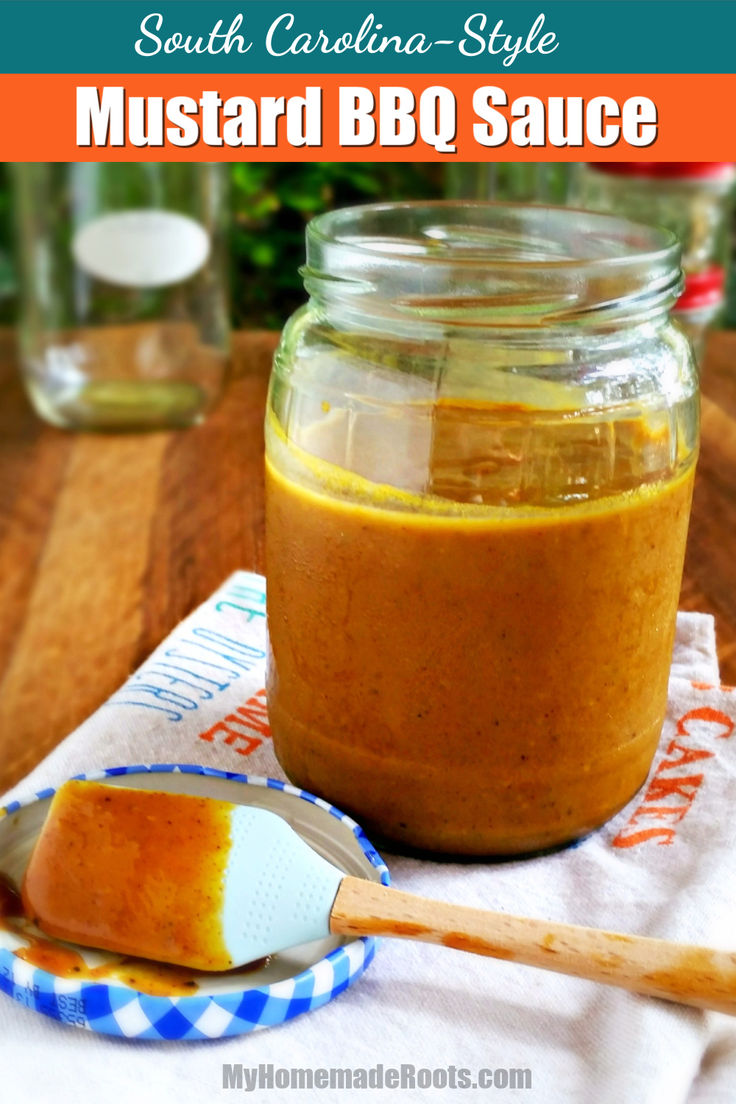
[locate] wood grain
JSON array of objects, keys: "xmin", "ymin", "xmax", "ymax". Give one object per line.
[
  {"xmin": 1, "ymin": 329, "xmax": 735, "ymax": 793},
  {"xmin": 682, "ymin": 332, "xmax": 736, "ymax": 682},
  {"xmin": 0, "ymin": 331, "xmax": 275, "ymax": 791},
  {"xmin": 331, "ymin": 876, "xmax": 736, "ymax": 1015}
]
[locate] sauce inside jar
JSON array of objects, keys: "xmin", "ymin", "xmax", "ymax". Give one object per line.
[{"xmin": 265, "ymin": 399, "xmax": 695, "ymax": 856}]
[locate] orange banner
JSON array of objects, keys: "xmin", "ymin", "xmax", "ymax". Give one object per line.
[{"xmin": 1, "ymin": 73, "xmax": 733, "ymax": 160}]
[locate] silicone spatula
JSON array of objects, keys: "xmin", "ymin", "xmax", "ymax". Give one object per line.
[{"xmin": 20, "ymin": 780, "xmax": 736, "ymax": 1014}]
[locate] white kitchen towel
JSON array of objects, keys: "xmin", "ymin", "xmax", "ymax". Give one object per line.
[{"xmin": 1, "ymin": 570, "xmax": 735, "ymax": 1104}]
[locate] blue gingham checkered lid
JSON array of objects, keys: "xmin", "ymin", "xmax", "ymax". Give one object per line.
[{"xmin": 0, "ymin": 764, "xmax": 389, "ymax": 1040}]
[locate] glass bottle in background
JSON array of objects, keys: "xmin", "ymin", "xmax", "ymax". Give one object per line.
[
  {"xmin": 445, "ymin": 162, "xmax": 575, "ymax": 205},
  {"xmin": 577, "ymin": 162, "xmax": 735, "ymax": 361},
  {"xmin": 12, "ymin": 163, "xmax": 229, "ymax": 430}
]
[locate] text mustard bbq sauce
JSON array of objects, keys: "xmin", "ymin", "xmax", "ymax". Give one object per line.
[{"xmin": 264, "ymin": 202, "xmax": 699, "ymax": 856}]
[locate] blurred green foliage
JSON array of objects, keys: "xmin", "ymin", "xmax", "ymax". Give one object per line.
[
  {"xmin": 445, "ymin": 161, "xmax": 573, "ymax": 205},
  {"xmin": 728, "ymin": 258, "xmax": 736, "ymax": 327},
  {"xmin": 0, "ymin": 164, "xmax": 15, "ymax": 324},
  {"xmin": 229, "ymin": 162, "xmax": 442, "ymax": 327},
  {"xmin": 0, "ymin": 162, "xmax": 733, "ymax": 328}
]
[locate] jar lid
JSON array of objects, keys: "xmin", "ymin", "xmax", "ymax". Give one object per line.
[
  {"xmin": 588, "ymin": 162, "xmax": 735, "ymax": 180},
  {"xmin": 675, "ymin": 266, "xmax": 726, "ymax": 310},
  {"xmin": 0, "ymin": 764, "xmax": 390, "ymax": 1040}
]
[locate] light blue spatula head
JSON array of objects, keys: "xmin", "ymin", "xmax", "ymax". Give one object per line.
[{"xmin": 222, "ymin": 806, "xmax": 346, "ymax": 965}]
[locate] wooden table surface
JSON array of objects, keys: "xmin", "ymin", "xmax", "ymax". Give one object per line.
[{"xmin": 1, "ymin": 329, "xmax": 735, "ymax": 795}]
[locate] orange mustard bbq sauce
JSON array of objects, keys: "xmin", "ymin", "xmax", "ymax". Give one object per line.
[
  {"xmin": 1, "ymin": 876, "xmax": 268, "ymax": 997},
  {"xmin": 21, "ymin": 781, "xmax": 234, "ymax": 971},
  {"xmin": 1, "ymin": 868, "xmax": 210, "ymax": 995},
  {"xmin": 265, "ymin": 400, "xmax": 695, "ymax": 856}
]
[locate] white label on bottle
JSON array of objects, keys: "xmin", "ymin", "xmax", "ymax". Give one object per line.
[{"xmin": 72, "ymin": 209, "xmax": 211, "ymax": 288}]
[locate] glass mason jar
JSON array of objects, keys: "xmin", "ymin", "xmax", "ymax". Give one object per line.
[
  {"xmin": 265, "ymin": 202, "xmax": 699, "ymax": 857},
  {"xmin": 12, "ymin": 163, "xmax": 229, "ymax": 430},
  {"xmin": 578, "ymin": 162, "xmax": 735, "ymax": 274}
]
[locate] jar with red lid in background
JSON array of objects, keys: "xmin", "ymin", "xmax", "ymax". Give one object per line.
[
  {"xmin": 672, "ymin": 267, "xmax": 726, "ymax": 362},
  {"xmin": 577, "ymin": 163, "xmax": 735, "ymax": 361}
]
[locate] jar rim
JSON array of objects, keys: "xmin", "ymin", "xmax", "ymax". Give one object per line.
[
  {"xmin": 307, "ymin": 200, "xmax": 678, "ymax": 270},
  {"xmin": 303, "ymin": 201, "xmax": 682, "ymax": 329}
]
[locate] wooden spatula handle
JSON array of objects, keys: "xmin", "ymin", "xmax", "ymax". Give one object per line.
[{"xmin": 330, "ymin": 876, "xmax": 736, "ymax": 1015}]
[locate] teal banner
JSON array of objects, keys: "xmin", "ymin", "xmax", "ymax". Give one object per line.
[{"xmin": 0, "ymin": 0, "xmax": 733, "ymax": 75}]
